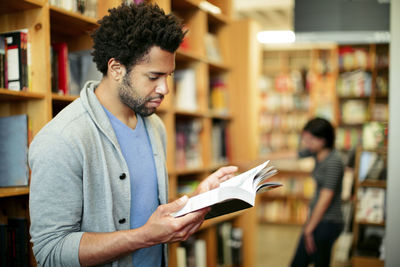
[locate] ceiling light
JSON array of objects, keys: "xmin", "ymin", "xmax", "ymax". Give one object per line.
[{"xmin": 257, "ymin": 30, "xmax": 295, "ymax": 44}]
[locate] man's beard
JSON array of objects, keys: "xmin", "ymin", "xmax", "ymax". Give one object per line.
[{"xmin": 118, "ymin": 74, "xmax": 158, "ymax": 117}]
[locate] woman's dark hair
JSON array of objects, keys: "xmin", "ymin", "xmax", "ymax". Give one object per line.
[
  {"xmin": 91, "ymin": 3, "xmax": 185, "ymax": 75},
  {"xmin": 303, "ymin": 117, "xmax": 335, "ymax": 149}
]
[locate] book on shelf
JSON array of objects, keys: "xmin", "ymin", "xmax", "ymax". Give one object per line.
[
  {"xmin": 211, "ymin": 120, "xmax": 229, "ymax": 165},
  {"xmin": 179, "ymin": 237, "xmax": 207, "ymax": 267},
  {"xmin": 174, "ymin": 68, "xmax": 197, "ymax": 111},
  {"xmin": 173, "ymin": 160, "xmax": 281, "ymax": 220},
  {"xmin": 0, "ymin": 217, "xmax": 29, "ymax": 266},
  {"xmin": 175, "ymin": 120, "xmax": 203, "ymax": 170},
  {"xmin": 341, "ymin": 99, "xmax": 368, "ymax": 125},
  {"xmin": 0, "ymin": 36, "xmax": 7, "ymax": 88},
  {"xmin": 0, "ymin": 114, "xmax": 29, "ymax": 187},
  {"xmin": 0, "ymin": 29, "xmax": 29, "ymax": 91},
  {"xmin": 50, "ymin": 0, "xmax": 97, "ymax": 18},
  {"xmin": 210, "ymin": 78, "xmax": 228, "ymax": 115},
  {"xmin": 51, "ymin": 42, "xmax": 69, "ymax": 95},
  {"xmin": 68, "ymin": 50, "xmax": 102, "ymax": 95},
  {"xmin": 356, "ymin": 187, "xmax": 385, "ymax": 224},
  {"xmin": 358, "ymin": 151, "xmax": 386, "ymax": 182},
  {"xmin": 204, "ymin": 33, "xmax": 222, "ymax": 62},
  {"xmin": 337, "ymin": 70, "xmax": 372, "ymax": 97},
  {"xmin": 362, "ymin": 122, "xmax": 387, "ymax": 150}
]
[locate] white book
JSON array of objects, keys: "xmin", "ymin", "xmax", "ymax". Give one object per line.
[
  {"xmin": 194, "ymin": 239, "xmax": 207, "ymax": 267},
  {"xmin": 173, "ymin": 160, "xmax": 281, "ymax": 219},
  {"xmin": 176, "ymin": 247, "xmax": 187, "ymax": 267}
]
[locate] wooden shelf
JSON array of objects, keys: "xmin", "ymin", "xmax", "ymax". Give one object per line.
[
  {"xmin": 176, "ymin": 48, "xmax": 204, "ymax": 62},
  {"xmin": 352, "ymin": 255, "xmax": 384, "ymax": 267},
  {"xmin": 359, "ymin": 180, "xmax": 387, "ymax": 188},
  {"xmin": 208, "ymin": 60, "xmax": 230, "ymax": 72},
  {"xmin": 259, "ymin": 219, "xmax": 304, "ymax": 226},
  {"xmin": 261, "ymin": 194, "xmax": 311, "ymax": 202},
  {"xmin": 0, "ymin": 0, "xmax": 44, "ymax": 14},
  {"xmin": 207, "ymin": 111, "xmax": 232, "ymax": 120},
  {"xmin": 199, "ymin": 210, "xmax": 243, "ymax": 230},
  {"xmin": 52, "ymin": 93, "xmax": 79, "ymax": 102},
  {"xmin": 356, "ymin": 220, "xmax": 385, "ymax": 227},
  {"xmin": 174, "ymin": 167, "xmax": 207, "ymax": 176},
  {"xmin": 207, "ymin": 12, "xmax": 230, "ymax": 28},
  {"xmin": 175, "ymin": 109, "xmax": 205, "ymax": 118},
  {"xmin": 0, "ymin": 186, "xmax": 30, "ymax": 198},
  {"xmin": 0, "ymin": 88, "xmax": 45, "ymax": 101},
  {"xmin": 50, "ymin": 5, "xmax": 98, "ymax": 36},
  {"xmin": 171, "ymin": 0, "xmax": 199, "ymax": 10}
]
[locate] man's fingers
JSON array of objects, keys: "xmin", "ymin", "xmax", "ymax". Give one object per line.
[{"xmin": 162, "ymin": 195, "xmax": 188, "ymax": 214}]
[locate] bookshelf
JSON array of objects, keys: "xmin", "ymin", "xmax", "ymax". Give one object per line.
[
  {"xmin": 336, "ymin": 44, "xmax": 389, "ymax": 163},
  {"xmin": 0, "ymin": 0, "xmax": 259, "ymax": 266},
  {"xmin": 351, "ymin": 146, "xmax": 387, "ymax": 267},
  {"xmin": 257, "ymin": 45, "xmax": 337, "ymax": 225}
]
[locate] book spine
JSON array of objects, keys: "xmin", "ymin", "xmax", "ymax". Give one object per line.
[{"xmin": 52, "ymin": 42, "xmax": 69, "ymax": 95}]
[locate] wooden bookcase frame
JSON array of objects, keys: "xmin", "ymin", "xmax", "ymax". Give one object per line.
[{"xmin": 0, "ymin": 0, "xmax": 260, "ymax": 266}]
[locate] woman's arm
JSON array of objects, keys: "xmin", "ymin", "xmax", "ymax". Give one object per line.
[{"xmin": 303, "ymin": 188, "xmax": 334, "ymax": 253}]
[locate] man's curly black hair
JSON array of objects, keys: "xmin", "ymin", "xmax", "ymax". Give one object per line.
[{"xmin": 91, "ymin": 3, "xmax": 185, "ymax": 76}]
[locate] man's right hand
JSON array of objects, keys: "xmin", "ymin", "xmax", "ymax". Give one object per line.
[{"xmin": 140, "ymin": 195, "xmax": 210, "ymax": 246}]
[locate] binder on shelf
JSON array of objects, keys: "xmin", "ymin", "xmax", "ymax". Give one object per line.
[
  {"xmin": 0, "ymin": 114, "xmax": 29, "ymax": 187},
  {"xmin": 0, "ymin": 29, "xmax": 29, "ymax": 91}
]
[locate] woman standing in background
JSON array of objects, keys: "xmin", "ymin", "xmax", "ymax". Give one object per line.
[{"xmin": 291, "ymin": 117, "xmax": 344, "ymax": 267}]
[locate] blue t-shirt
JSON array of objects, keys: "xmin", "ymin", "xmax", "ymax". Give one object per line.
[{"xmin": 104, "ymin": 107, "xmax": 162, "ymax": 267}]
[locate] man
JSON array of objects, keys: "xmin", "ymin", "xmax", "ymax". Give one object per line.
[{"xmin": 29, "ymin": 3, "xmax": 237, "ymax": 266}]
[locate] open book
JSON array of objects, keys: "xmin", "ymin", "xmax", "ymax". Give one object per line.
[{"xmin": 173, "ymin": 160, "xmax": 281, "ymax": 220}]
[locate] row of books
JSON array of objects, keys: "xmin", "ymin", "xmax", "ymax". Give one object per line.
[
  {"xmin": 261, "ymin": 71, "xmax": 309, "ymax": 94},
  {"xmin": 260, "ymin": 92, "xmax": 309, "ymax": 112},
  {"xmin": 341, "ymin": 99, "xmax": 368, "ymax": 125},
  {"xmin": 211, "ymin": 120, "xmax": 230, "ymax": 165},
  {"xmin": 210, "ymin": 79, "xmax": 229, "ymax": 115},
  {"xmin": 0, "ymin": 29, "xmax": 30, "ymax": 91},
  {"xmin": 174, "ymin": 69, "xmax": 230, "ymax": 114},
  {"xmin": 258, "ymin": 199, "xmax": 309, "ymax": 224},
  {"xmin": 0, "ymin": 114, "xmax": 30, "ymax": 188},
  {"xmin": 0, "ymin": 218, "xmax": 29, "ymax": 266},
  {"xmin": 267, "ymin": 176, "xmax": 315, "ymax": 199},
  {"xmin": 51, "ymin": 42, "xmax": 102, "ymax": 96},
  {"xmin": 259, "ymin": 132, "xmax": 300, "ymax": 155},
  {"xmin": 336, "ymin": 127, "xmax": 362, "ymax": 150},
  {"xmin": 49, "ymin": 0, "xmax": 98, "ymax": 18},
  {"xmin": 339, "ymin": 46, "xmax": 373, "ymax": 71},
  {"xmin": 356, "ymin": 188, "xmax": 386, "ymax": 224},
  {"xmin": 259, "ymin": 113, "xmax": 309, "ymax": 134},
  {"xmin": 336, "ymin": 121, "xmax": 388, "ymax": 151},
  {"xmin": 175, "ymin": 120, "xmax": 203, "ymax": 170},
  {"xmin": 358, "ymin": 151, "xmax": 386, "ymax": 182},
  {"xmin": 337, "ymin": 70, "xmax": 372, "ymax": 97},
  {"xmin": 176, "ymin": 222, "xmax": 243, "ymax": 267}
]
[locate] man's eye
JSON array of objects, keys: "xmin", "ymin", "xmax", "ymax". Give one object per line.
[{"xmin": 148, "ymin": 76, "xmax": 159, "ymax": 81}]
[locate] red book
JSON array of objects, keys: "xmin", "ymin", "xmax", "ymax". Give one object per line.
[{"xmin": 52, "ymin": 42, "xmax": 69, "ymax": 95}]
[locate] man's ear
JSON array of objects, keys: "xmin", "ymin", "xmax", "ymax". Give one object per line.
[{"xmin": 107, "ymin": 58, "xmax": 126, "ymax": 81}]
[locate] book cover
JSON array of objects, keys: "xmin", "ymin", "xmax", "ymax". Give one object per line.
[{"xmin": 0, "ymin": 114, "xmax": 29, "ymax": 187}]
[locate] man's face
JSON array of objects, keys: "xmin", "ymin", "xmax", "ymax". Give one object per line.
[{"xmin": 118, "ymin": 46, "xmax": 175, "ymax": 116}]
